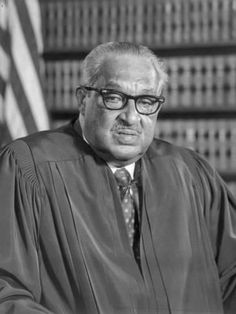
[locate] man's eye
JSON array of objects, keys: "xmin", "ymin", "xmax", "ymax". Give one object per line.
[
  {"xmin": 139, "ymin": 98, "xmax": 154, "ymax": 106},
  {"xmin": 105, "ymin": 94, "xmax": 122, "ymax": 102}
]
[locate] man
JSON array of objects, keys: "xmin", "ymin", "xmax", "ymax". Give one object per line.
[{"xmin": 0, "ymin": 42, "xmax": 235, "ymax": 314}]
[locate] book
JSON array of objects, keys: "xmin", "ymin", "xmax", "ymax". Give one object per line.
[
  {"xmin": 210, "ymin": 0, "xmax": 220, "ymax": 42},
  {"xmin": 90, "ymin": 0, "xmax": 99, "ymax": 46},
  {"xmin": 109, "ymin": 0, "xmax": 118, "ymax": 41},
  {"xmin": 44, "ymin": 1, "xmax": 58, "ymax": 50},
  {"xmin": 81, "ymin": 0, "xmax": 90, "ymax": 48},
  {"xmin": 67, "ymin": 2, "xmax": 75, "ymax": 48},
  {"xmin": 43, "ymin": 61, "xmax": 54, "ymax": 110},
  {"xmin": 74, "ymin": 1, "xmax": 80, "ymax": 47},
  {"xmin": 192, "ymin": 57, "xmax": 203, "ymax": 108},
  {"xmin": 117, "ymin": 0, "xmax": 126, "ymax": 41},
  {"xmin": 126, "ymin": 0, "xmax": 135, "ymax": 42},
  {"xmin": 152, "ymin": 0, "xmax": 162, "ymax": 45},
  {"xmin": 225, "ymin": 55, "xmax": 236, "ymax": 107},
  {"xmin": 135, "ymin": 0, "xmax": 144, "ymax": 44},
  {"xmin": 165, "ymin": 58, "xmax": 179, "ymax": 108},
  {"xmin": 228, "ymin": 120, "xmax": 236, "ymax": 170},
  {"xmin": 55, "ymin": 1, "xmax": 63, "ymax": 49},
  {"xmin": 201, "ymin": 0, "xmax": 209, "ymax": 42},
  {"xmin": 231, "ymin": 0, "xmax": 236, "ymax": 40},
  {"xmin": 213, "ymin": 56, "xmax": 224, "ymax": 108},
  {"xmin": 172, "ymin": 0, "xmax": 182, "ymax": 44},
  {"xmin": 189, "ymin": 0, "xmax": 202, "ymax": 43},
  {"xmin": 162, "ymin": 0, "xmax": 173, "ymax": 44}
]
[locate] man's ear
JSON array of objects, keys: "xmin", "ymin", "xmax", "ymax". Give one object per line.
[{"xmin": 76, "ymin": 87, "xmax": 87, "ymax": 116}]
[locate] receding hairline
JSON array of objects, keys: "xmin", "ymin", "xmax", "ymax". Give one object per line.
[{"xmin": 80, "ymin": 42, "xmax": 168, "ymax": 89}]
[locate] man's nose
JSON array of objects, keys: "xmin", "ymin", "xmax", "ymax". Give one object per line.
[{"xmin": 120, "ymin": 99, "xmax": 140, "ymax": 124}]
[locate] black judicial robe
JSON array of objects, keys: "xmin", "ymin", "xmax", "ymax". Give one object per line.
[{"xmin": 0, "ymin": 121, "xmax": 235, "ymax": 314}]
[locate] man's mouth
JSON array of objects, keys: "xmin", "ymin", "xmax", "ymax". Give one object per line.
[
  {"xmin": 116, "ymin": 128, "xmax": 140, "ymax": 136},
  {"xmin": 113, "ymin": 128, "xmax": 141, "ymax": 144},
  {"xmin": 114, "ymin": 126, "xmax": 141, "ymax": 135}
]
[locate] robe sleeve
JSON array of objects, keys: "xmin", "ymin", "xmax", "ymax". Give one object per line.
[
  {"xmin": 0, "ymin": 140, "xmax": 54, "ymax": 314},
  {"xmin": 192, "ymin": 152, "xmax": 236, "ymax": 313}
]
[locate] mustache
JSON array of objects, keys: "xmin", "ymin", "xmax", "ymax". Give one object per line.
[{"xmin": 112, "ymin": 124, "xmax": 142, "ymax": 134}]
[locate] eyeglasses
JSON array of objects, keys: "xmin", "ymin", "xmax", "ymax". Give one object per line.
[{"xmin": 76, "ymin": 86, "xmax": 165, "ymax": 115}]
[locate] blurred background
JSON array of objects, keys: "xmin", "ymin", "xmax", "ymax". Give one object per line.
[{"xmin": 1, "ymin": 0, "xmax": 236, "ymax": 193}]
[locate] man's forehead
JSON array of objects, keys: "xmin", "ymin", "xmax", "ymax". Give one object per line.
[
  {"xmin": 102, "ymin": 54, "xmax": 154, "ymax": 70},
  {"xmin": 103, "ymin": 80, "xmax": 157, "ymax": 94},
  {"xmin": 99, "ymin": 54, "xmax": 158, "ymax": 85}
]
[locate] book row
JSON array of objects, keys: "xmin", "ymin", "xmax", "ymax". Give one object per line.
[
  {"xmin": 43, "ymin": 54, "xmax": 236, "ymax": 110},
  {"xmin": 41, "ymin": 0, "xmax": 236, "ymax": 50},
  {"xmin": 44, "ymin": 60, "xmax": 82, "ymax": 110},
  {"xmin": 155, "ymin": 119, "xmax": 236, "ymax": 172},
  {"xmin": 165, "ymin": 54, "xmax": 236, "ymax": 108}
]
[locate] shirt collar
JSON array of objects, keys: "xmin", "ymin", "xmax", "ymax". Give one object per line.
[{"xmin": 108, "ymin": 163, "xmax": 135, "ymax": 179}]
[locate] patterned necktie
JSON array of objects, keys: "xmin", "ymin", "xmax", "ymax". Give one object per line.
[{"xmin": 114, "ymin": 167, "xmax": 137, "ymax": 248}]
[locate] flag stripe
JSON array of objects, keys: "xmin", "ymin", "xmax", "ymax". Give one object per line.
[
  {"xmin": 0, "ymin": 92, "xmax": 4, "ymax": 122},
  {"xmin": 0, "ymin": 75, "xmax": 6, "ymax": 97},
  {"xmin": 14, "ymin": 0, "xmax": 40, "ymax": 73},
  {"xmin": 10, "ymin": 0, "xmax": 49, "ymax": 131},
  {"xmin": 0, "ymin": 46, "xmax": 9, "ymax": 81},
  {"xmin": 10, "ymin": 59, "xmax": 38, "ymax": 133},
  {"xmin": 5, "ymin": 85, "xmax": 27, "ymax": 139},
  {"xmin": 0, "ymin": 0, "xmax": 49, "ymax": 146},
  {"xmin": 25, "ymin": 0, "xmax": 43, "ymax": 53},
  {"xmin": 0, "ymin": 3, "xmax": 8, "ymax": 29},
  {"xmin": 0, "ymin": 123, "xmax": 12, "ymax": 147},
  {"xmin": 0, "ymin": 27, "xmax": 10, "ymax": 55}
]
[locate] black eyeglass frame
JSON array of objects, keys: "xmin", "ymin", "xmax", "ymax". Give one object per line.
[{"xmin": 76, "ymin": 85, "xmax": 165, "ymax": 115}]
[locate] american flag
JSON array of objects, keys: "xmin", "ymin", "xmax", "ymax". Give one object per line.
[{"xmin": 0, "ymin": 0, "xmax": 50, "ymax": 147}]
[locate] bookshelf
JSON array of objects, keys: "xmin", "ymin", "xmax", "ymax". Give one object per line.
[
  {"xmin": 40, "ymin": 0, "xmax": 236, "ymax": 194},
  {"xmin": 41, "ymin": 0, "xmax": 236, "ymax": 50}
]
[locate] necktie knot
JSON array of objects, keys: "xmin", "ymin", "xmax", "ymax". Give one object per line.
[{"xmin": 114, "ymin": 168, "xmax": 132, "ymax": 188}]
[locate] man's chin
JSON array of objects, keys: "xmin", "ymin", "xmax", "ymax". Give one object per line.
[
  {"xmin": 91, "ymin": 141, "xmax": 144, "ymax": 164},
  {"xmin": 115, "ymin": 133, "xmax": 140, "ymax": 145},
  {"xmin": 107, "ymin": 145, "xmax": 143, "ymax": 164}
]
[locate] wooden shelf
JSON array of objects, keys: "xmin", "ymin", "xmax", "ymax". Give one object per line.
[
  {"xmin": 154, "ymin": 42, "xmax": 236, "ymax": 57},
  {"xmin": 160, "ymin": 108, "xmax": 236, "ymax": 120},
  {"xmin": 49, "ymin": 108, "xmax": 236, "ymax": 121},
  {"xmin": 43, "ymin": 42, "xmax": 236, "ymax": 61}
]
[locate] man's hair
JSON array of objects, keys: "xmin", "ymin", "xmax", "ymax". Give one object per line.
[{"xmin": 80, "ymin": 42, "xmax": 168, "ymax": 92}]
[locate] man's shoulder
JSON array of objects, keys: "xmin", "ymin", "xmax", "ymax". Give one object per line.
[
  {"xmin": 148, "ymin": 137, "xmax": 195, "ymax": 160},
  {"xmin": 148, "ymin": 137, "xmax": 215, "ymax": 178},
  {"xmin": 6, "ymin": 122, "xmax": 86, "ymax": 165}
]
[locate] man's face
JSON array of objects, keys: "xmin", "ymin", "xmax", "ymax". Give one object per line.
[{"xmin": 79, "ymin": 54, "xmax": 161, "ymax": 166}]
